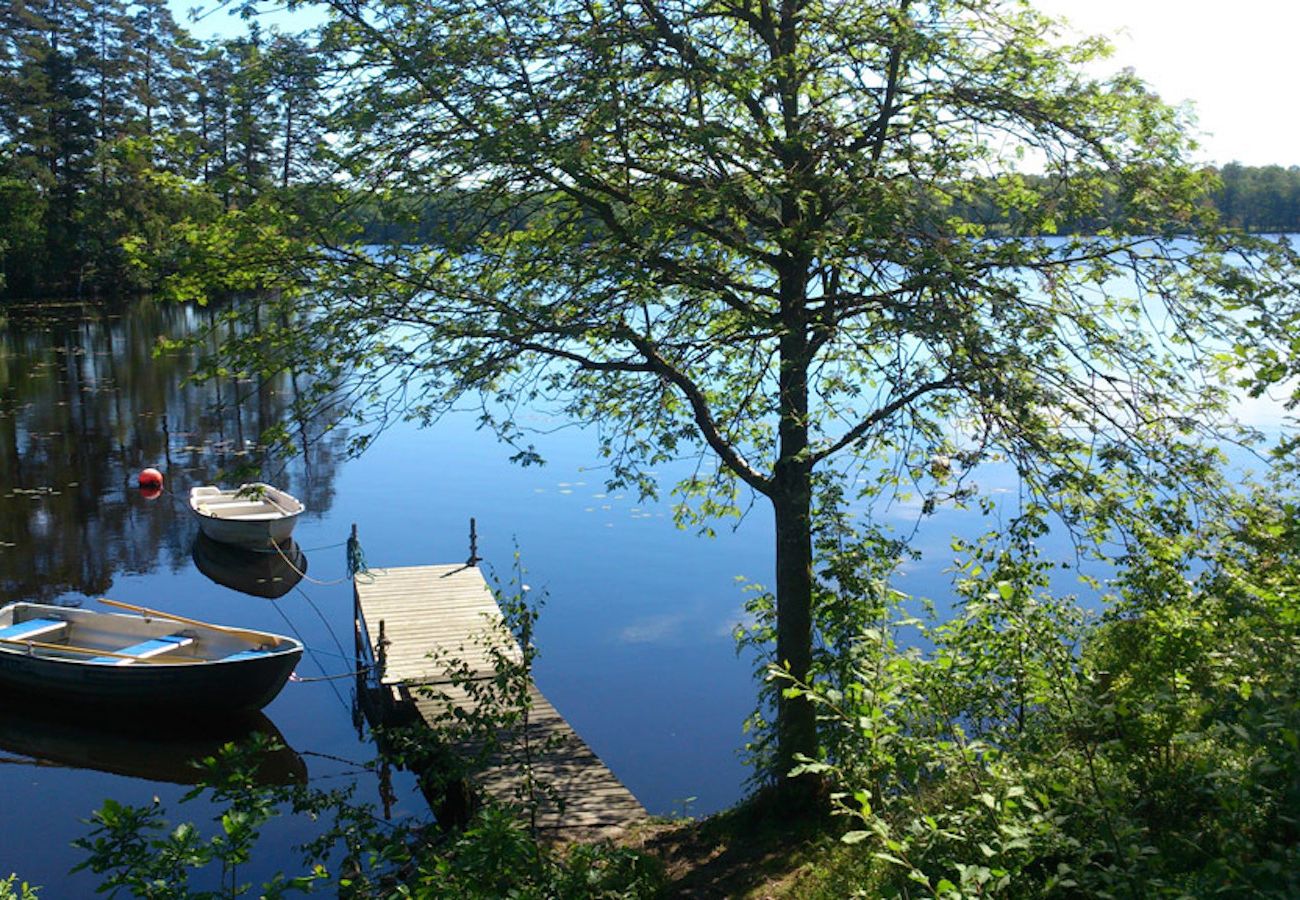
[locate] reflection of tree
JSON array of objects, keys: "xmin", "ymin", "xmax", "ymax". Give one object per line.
[{"xmin": 0, "ymin": 299, "xmax": 345, "ymax": 603}]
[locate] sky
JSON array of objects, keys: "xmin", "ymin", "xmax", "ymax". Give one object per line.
[
  {"xmin": 173, "ymin": 0, "xmax": 1300, "ymax": 168},
  {"xmin": 1032, "ymin": 0, "xmax": 1300, "ymax": 167}
]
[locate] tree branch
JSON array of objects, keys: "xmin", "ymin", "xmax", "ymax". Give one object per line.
[
  {"xmin": 619, "ymin": 329, "xmax": 774, "ymax": 494},
  {"xmin": 811, "ymin": 376, "xmax": 956, "ymax": 464}
]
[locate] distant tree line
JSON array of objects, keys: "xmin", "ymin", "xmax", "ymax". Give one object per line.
[
  {"xmin": 951, "ymin": 165, "xmax": 1300, "ymax": 236},
  {"xmin": 0, "ymin": 0, "xmax": 323, "ymax": 299},
  {"xmin": 2, "ymin": 0, "xmax": 1299, "ymax": 300},
  {"xmin": 1210, "ymin": 163, "xmax": 1300, "ymax": 232}
]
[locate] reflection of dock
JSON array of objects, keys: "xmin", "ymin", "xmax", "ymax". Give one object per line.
[{"xmin": 353, "ymin": 564, "xmax": 647, "ymax": 837}]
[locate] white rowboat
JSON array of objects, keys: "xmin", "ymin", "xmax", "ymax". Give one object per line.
[{"xmin": 189, "ymin": 483, "xmax": 305, "ymax": 552}]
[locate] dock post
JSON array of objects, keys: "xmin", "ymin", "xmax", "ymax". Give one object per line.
[
  {"xmin": 352, "ymin": 523, "xmax": 365, "ymax": 735},
  {"xmin": 467, "ymin": 517, "xmax": 481, "ymax": 567},
  {"xmin": 352, "ymin": 523, "xmax": 362, "ymax": 669},
  {"xmin": 377, "ymin": 619, "xmax": 388, "ymax": 683}
]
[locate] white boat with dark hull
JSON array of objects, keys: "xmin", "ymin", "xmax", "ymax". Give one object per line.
[
  {"xmin": 0, "ymin": 601, "xmax": 302, "ymax": 714},
  {"xmin": 189, "ymin": 483, "xmax": 305, "ymax": 552}
]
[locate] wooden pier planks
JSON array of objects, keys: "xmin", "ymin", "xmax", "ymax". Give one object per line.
[
  {"xmin": 355, "ymin": 564, "xmax": 521, "ymax": 685},
  {"xmin": 354, "ymin": 564, "xmax": 647, "ymax": 837},
  {"xmin": 412, "ymin": 682, "xmax": 650, "ymax": 834}
]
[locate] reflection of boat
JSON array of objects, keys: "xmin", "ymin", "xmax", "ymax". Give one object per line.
[
  {"xmin": 193, "ymin": 533, "xmax": 307, "ymax": 599},
  {"xmin": 0, "ymin": 601, "xmax": 303, "ymax": 714},
  {"xmin": 189, "ymin": 483, "xmax": 305, "ymax": 552},
  {"xmin": 0, "ymin": 701, "xmax": 307, "ymax": 785}
]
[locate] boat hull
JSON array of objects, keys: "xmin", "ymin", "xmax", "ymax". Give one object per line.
[
  {"xmin": 0, "ymin": 645, "xmax": 301, "ymax": 714},
  {"xmin": 0, "ymin": 701, "xmax": 308, "ymax": 784},
  {"xmin": 192, "ymin": 534, "xmax": 307, "ymax": 598},
  {"xmin": 194, "ymin": 515, "xmax": 299, "ymax": 553}
]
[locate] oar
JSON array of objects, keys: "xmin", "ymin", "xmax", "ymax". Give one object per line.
[
  {"xmin": 0, "ymin": 635, "xmax": 200, "ymax": 663},
  {"xmin": 261, "ymin": 492, "xmax": 296, "ymax": 517},
  {"xmin": 97, "ymin": 599, "xmax": 284, "ymax": 648}
]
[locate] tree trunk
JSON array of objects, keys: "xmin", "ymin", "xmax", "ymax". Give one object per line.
[
  {"xmin": 282, "ymin": 95, "xmax": 293, "ymax": 189},
  {"xmin": 772, "ymin": 465, "xmax": 816, "ymax": 781},
  {"xmin": 772, "ymin": 305, "xmax": 818, "ymax": 801}
]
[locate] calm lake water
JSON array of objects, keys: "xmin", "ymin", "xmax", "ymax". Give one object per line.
[
  {"xmin": 0, "ymin": 298, "xmax": 781, "ymax": 891},
  {"xmin": 0, "ymin": 285, "xmax": 1291, "ymax": 891}
]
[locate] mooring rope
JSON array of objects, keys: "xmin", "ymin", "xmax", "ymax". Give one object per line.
[
  {"xmin": 300, "ymin": 539, "xmax": 348, "ymax": 553},
  {"xmin": 266, "ymin": 598, "xmax": 353, "ymax": 714},
  {"xmin": 347, "ymin": 530, "xmax": 372, "ymax": 581},
  {"xmin": 293, "ymin": 579, "xmax": 353, "ymax": 667},
  {"xmin": 267, "ymin": 538, "xmax": 348, "ymax": 586},
  {"xmin": 265, "ymin": 526, "xmax": 372, "ymax": 587},
  {"xmin": 289, "ymin": 666, "xmax": 371, "ymax": 683}
]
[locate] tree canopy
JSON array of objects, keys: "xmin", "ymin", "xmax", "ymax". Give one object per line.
[
  {"xmin": 169, "ymin": 0, "xmax": 1300, "ymax": 796},
  {"xmin": 0, "ymin": 0, "xmax": 325, "ymax": 298},
  {"xmin": 2, "ymin": 0, "xmax": 1298, "ymax": 300}
]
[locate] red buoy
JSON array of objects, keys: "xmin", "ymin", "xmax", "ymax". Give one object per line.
[
  {"xmin": 138, "ymin": 467, "xmax": 164, "ymax": 490},
  {"xmin": 139, "ymin": 484, "xmax": 162, "ymax": 501}
]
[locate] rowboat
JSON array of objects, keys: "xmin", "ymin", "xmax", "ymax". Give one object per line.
[
  {"xmin": 192, "ymin": 533, "xmax": 307, "ymax": 599},
  {"xmin": 189, "ymin": 483, "xmax": 305, "ymax": 552},
  {"xmin": 0, "ymin": 600, "xmax": 302, "ymax": 714}
]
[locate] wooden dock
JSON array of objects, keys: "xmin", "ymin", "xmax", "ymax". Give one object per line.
[{"xmin": 353, "ymin": 563, "xmax": 647, "ymax": 837}]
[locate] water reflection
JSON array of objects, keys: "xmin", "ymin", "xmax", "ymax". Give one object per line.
[
  {"xmin": 0, "ymin": 697, "xmax": 307, "ymax": 785},
  {"xmin": 0, "ymin": 299, "xmax": 344, "ymax": 603},
  {"xmin": 192, "ymin": 533, "xmax": 308, "ymax": 598}
]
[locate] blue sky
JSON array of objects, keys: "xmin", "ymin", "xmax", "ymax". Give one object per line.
[{"xmin": 172, "ymin": 0, "xmax": 1300, "ymax": 168}]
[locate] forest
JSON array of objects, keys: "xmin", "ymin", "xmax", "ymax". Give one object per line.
[
  {"xmin": 0, "ymin": 0, "xmax": 321, "ymax": 299},
  {"xmin": 2, "ymin": 0, "xmax": 1300, "ymax": 300}
]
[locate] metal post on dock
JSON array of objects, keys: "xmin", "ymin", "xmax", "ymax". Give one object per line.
[
  {"xmin": 467, "ymin": 517, "xmax": 481, "ymax": 567},
  {"xmin": 377, "ymin": 619, "xmax": 388, "ymax": 683},
  {"xmin": 351, "ymin": 522, "xmax": 365, "ymax": 735},
  {"xmin": 352, "ymin": 522, "xmax": 361, "ymax": 672}
]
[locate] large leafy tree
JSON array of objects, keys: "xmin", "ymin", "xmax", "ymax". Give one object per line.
[{"xmin": 207, "ymin": 0, "xmax": 1298, "ymax": 793}]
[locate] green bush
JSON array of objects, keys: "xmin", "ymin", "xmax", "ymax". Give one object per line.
[
  {"xmin": 0, "ymin": 875, "xmax": 37, "ymax": 900},
  {"xmin": 779, "ymin": 485, "xmax": 1300, "ymax": 897}
]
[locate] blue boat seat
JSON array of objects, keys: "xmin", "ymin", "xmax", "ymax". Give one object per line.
[
  {"xmin": 221, "ymin": 648, "xmax": 269, "ymax": 662},
  {"xmin": 0, "ymin": 618, "xmax": 67, "ymax": 643},
  {"xmin": 90, "ymin": 633, "xmax": 194, "ymax": 666}
]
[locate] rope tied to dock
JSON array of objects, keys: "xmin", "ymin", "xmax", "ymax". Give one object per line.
[
  {"xmin": 289, "ymin": 666, "xmax": 372, "ymax": 683},
  {"xmin": 346, "ymin": 529, "xmax": 369, "ymax": 578}
]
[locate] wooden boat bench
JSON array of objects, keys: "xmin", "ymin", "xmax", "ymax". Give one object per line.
[
  {"xmin": 221, "ymin": 648, "xmax": 271, "ymax": 662},
  {"xmin": 90, "ymin": 633, "xmax": 194, "ymax": 666},
  {"xmin": 196, "ymin": 501, "xmax": 282, "ymax": 520},
  {"xmin": 0, "ymin": 618, "xmax": 67, "ymax": 643}
]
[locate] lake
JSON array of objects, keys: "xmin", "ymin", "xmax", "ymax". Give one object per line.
[
  {"xmin": 0, "ymin": 288, "xmax": 1291, "ymax": 892},
  {"xmin": 0, "ymin": 298, "xmax": 780, "ymax": 891}
]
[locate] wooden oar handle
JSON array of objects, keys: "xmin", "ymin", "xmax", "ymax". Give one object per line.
[{"xmin": 97, "ymin": 598, "xmax": 283, "ymax": 648}]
